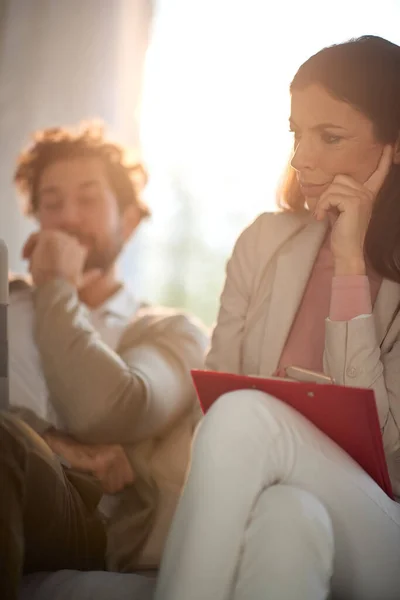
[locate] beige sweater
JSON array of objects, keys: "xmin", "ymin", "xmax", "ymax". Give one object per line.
[{"xmin": 12, "ymin": 278, "xmax": 208, "ymax": 571}]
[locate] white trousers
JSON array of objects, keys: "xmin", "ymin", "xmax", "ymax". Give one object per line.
[{"xmin": 154, "ymin": 391, "xmax": 400, "ymax": 600}]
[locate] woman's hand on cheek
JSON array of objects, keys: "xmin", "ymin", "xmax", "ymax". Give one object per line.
[{"xmin": 313, "ymin": 145, "xmax": 393, "ymax": 275}]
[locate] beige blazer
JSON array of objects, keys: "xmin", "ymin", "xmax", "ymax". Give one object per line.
[{"xmin": 207, "ymin": 211, "xmax": 400, "ymax": 494}]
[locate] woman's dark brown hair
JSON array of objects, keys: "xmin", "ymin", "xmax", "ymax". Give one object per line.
[
  {"xmin": 14, "ymin": 121, "xmax": 151, "ymax": 220},
  {"xmin": 279, "ymin": 35, "xmax": 400, "ymax": 282}
]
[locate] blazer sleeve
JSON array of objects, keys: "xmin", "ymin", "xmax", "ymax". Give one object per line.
[
  {"xmin": 323, "ymin": 312, "xmax": 400, "ymax": 454},
  {"xmin": 206, "ymin": 214, "xmax": 264, "ymax": 373},
  {"xmin": 33, "ymin": 279, "xmax": 208, "ymax": 445}
]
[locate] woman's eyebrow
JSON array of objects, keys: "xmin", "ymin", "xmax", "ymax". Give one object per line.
[
  {"xmin": 289, "ymin": 117, "xmax": 347, "ymax": 132},
  {"xmin": 313, "ymin": 122, "xmax": 348, "ymax": 132}
]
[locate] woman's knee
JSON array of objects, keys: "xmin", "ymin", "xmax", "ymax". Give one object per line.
[
  {"xmin": 237, "ymin": 486, "xmax": 334, "ymax": 597},
  {"xmin": 194, "ymin": 390, "xmax": 289, "ymax": 452},
  {"xmin": 253, "ymin": 485, "xmax": 334, "ymax": 565},
  {"xmin": 259, "ymin": 485, "xmax": 333, "ymax": 534}
]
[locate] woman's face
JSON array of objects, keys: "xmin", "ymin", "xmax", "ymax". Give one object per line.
[{"xmin": 290, "ymin": 84, "xmax": 384, "ymax": 212}]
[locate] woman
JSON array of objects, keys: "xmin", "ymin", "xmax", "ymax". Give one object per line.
[{"xmin": 154, "ymin": 36, "xmax": 400, "ymax": 600}]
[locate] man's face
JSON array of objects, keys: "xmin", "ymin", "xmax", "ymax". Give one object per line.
[{"xmin": 36, "ymin": 157, "xmax": 131, "ymax": 271}]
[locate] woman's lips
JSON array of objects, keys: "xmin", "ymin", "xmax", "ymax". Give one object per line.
[{"xmin": 299, "ymin": 182, "xmax": 331, "ymax": 197}]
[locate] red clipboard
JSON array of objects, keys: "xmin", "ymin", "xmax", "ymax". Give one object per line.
[{"xmin": 191, "ymin": 370, "xmax": 393, "ymax": 499}]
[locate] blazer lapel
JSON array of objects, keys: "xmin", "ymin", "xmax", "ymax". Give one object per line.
[{"xmin": 259, "ymin": 219, "xmax": 328, "ymax": 374}]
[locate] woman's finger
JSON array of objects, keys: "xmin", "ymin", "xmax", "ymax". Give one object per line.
[
  {"xmin": 365, "ymin": 144, "xmax": 393, "ymax": 194},
  {"xmin": 314, "ymin": 193, "xmax": 357, "ymax": 221},
  {"xmin": 320, "ymin": 182, "xmax": 366, "ymax": 198},
  {"xmin": 331, "ymin": 174, "xmax": 365, "ymax": 191}
]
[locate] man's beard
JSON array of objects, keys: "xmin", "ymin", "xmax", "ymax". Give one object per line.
[
  {"xmin": 65, "ymin": 228, "xmax": 124, "ymax": 273},
  {"xmin": 84, "ymin": 236, "xmax": 124, "ymax": 273}
]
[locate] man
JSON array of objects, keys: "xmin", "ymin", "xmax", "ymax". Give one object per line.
[{"xmin": 2, "ymin": 122, "xmax": 208, "ymax": 599}]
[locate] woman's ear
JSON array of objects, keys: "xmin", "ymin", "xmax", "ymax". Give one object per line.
[{"xmin": 394, "ymin": 133, "xmax": 400, "ymax": 165}]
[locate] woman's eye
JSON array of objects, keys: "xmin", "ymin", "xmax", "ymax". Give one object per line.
[{"xmin": 321, "ymin": 132, "xmax": 342, "ymax": 144}]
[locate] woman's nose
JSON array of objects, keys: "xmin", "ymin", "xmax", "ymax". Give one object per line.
[{"xmin": 290, "ymin": 137, "xmax": 318, "ymax": 172}]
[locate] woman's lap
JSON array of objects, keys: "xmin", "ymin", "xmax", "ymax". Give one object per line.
[
  {"xmin": 213, "ymin": 391, "xmax": 400, "ymax": 598},
  {"xmin": 157, "ymin": 390, "xmax": 400, "ymax": 600}
]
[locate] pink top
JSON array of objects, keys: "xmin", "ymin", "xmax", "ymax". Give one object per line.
[{"xmin": 277, "ymin": 233, "xmax": 382, "ymax": 375}]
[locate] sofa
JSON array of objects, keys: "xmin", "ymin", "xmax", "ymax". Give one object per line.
[{"xmin": 19, "ymin": 570, "xmax": 156, "ymax": 600}]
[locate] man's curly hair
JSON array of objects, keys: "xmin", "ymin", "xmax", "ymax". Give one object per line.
[{"xmin": 14, "ymin": 121, "xmax": 150, "ymax": 219}]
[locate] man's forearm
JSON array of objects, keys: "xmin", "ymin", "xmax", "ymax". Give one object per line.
[
  {"xmin": 33, "ymin": 278, "xmax": 146, "ymax": 444},
  {"xmin": 34, "ymin": 278, "xmax": 207, "ymax": 446}
]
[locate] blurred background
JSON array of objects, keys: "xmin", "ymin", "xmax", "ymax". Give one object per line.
[{"xmin": 1, "ymin": 0, "xmax": 399, "ymax": 326}]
